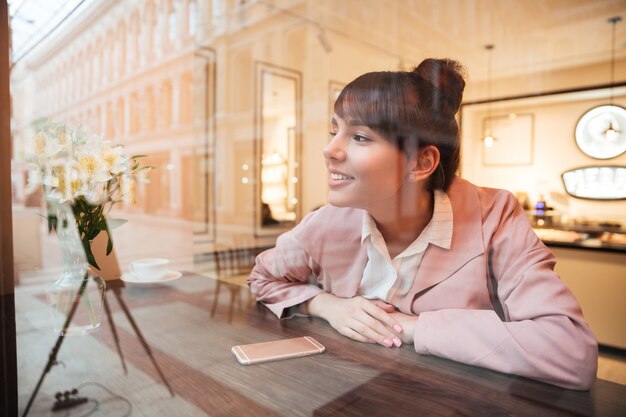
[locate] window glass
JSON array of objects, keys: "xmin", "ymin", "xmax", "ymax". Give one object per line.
[{"xmin": 8, "ymin": 1, "xmax": 626, "ymax": 415}]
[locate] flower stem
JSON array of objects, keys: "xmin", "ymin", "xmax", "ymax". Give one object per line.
[{"xmin": 58, "ymin": 272, "xmax": 89, "ymax": 336}]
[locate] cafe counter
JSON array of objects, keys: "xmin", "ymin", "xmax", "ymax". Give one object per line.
[{"xmin": 534, "ymin": 228, "xmax": 626, "ymax": 351}]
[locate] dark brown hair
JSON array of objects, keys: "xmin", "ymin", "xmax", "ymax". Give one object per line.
[{"xmin": 334, "ymin": 58, "xmax": 466, "ymax": 190}]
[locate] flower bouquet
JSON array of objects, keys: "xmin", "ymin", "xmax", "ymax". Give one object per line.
[{"xmin": 24, "ymin": 119, "xmax": 152, "ymax": 335}]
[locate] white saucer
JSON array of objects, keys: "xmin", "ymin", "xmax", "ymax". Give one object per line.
[{"xmin": 121, "ymin": 270, "xmax": 182, "ymax": 285}]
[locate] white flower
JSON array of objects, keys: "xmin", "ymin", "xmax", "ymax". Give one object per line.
[
  {"xmin": 26, "ymin": 120, "xmax": 151, "ymax": 210},
  {"xmin": 136, "ymin": 169, "xmax": 151, "ymax": 184},
  {"xmin": 39, "ymin": 132, "xmax": 64, "ymax": 158},
  {"xmin": 46, "ymin": 188, "xmax": 64, "ymax": 202},
  {"xmin": 76, "ymin": 152, "xmax": 112, "ymax": 184},
  {"xmin": 42, "ymin": 172, "xmax": 59, "ymax": 187},
  {"xmin": 26, "ymin": 170, "xmax": 43, "ymax": 193},
  {"xmin": 121, "ymin": 174, "xmax": 135, "ymax": 205},
  {"xmin": 101, "ymin": 145, "xmax": 128, "ymax": 174},
  {"xmin": 27, "ymin": 169, "xmax": 42, "ymax": 187}
]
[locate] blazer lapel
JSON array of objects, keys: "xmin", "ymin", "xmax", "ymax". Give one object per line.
[
  {"xmin": 399, "ymin": 178, "xmax": 485, "ymax": 311},
  {"xmin": 298, "ymin": 179, "xmax": 485, "ymax": 307}
]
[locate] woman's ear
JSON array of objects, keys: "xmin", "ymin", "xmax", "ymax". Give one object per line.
[{"xmin": 407, "ymin": 146, "xmax": 440, "ymax": 182}]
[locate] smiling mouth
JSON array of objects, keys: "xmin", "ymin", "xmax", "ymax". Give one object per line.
[{"xmin": 330, "ymin": 173, "xmax": 355, "ymax": 180}]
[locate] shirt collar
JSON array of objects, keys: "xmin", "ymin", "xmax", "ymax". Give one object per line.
[
  {"xmin": 425, "ymin": 190, "xmax": 453, "ymax": 250},
  {"xmin": 360, "ymin": 190, "xmax": 453, "ymax": 252},
  {"xmin": 361, "ymin": 211, "xmax": 378, "ymax": 244}
]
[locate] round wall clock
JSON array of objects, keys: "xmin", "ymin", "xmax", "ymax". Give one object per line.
[{"xmin": 574, "ymin": 105, "xmax": 626, "ymax": 159}]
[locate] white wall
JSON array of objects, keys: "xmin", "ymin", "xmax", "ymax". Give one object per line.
[{"xmin": 461, "ymin": 91, "xmax": 626, "ymax": 223}]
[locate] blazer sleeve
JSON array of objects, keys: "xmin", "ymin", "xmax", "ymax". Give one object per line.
[
  {"xmin": 413, "ymin": 192, "xmax": 598, "ymax": 390},
  {"xmin": 248, "ymin": 227, "xmax": 324, "ymax": 319}
]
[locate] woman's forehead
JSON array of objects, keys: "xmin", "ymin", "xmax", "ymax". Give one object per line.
[{"xmin": 331, "ymin": 114, "xmax": 368, "ymax": 127}]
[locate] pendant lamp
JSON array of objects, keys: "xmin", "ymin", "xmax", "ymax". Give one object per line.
[
  {"xmin": 605, "ymin": 16, "xmax": 622, "ymax": 141},
  {"xmin": 483, "ymin": 44, "xmax": 496, "ymax": 147}
]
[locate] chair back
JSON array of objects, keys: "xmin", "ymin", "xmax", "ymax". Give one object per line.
[{"xmin": 213, "ymin": 246, "xmax": 259, "ymax": 277}]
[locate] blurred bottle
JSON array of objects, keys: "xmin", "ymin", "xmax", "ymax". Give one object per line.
[{"xmin": 515, "ymin": 192, "xmax": 531, "ymax": 211}]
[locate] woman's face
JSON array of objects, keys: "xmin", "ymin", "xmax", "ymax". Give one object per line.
[{"xmin": 323, "ymin": 114, "xmax": 410, "ymax": 212}]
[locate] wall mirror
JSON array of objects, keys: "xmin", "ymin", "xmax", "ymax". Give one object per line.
[
  {"xmin": 575, "ymin": 105, "xmax": 626, "ymax": 159},
  {"xmin": 254, "ymin": 62, "xmax": 302, "ymax": 236}
]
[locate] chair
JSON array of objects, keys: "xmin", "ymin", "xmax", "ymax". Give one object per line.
[{"xmin": 209, "ymin": 246, "xmax": 260, "ymax": 320}]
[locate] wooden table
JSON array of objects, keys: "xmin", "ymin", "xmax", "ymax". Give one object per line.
[{"xmin": 20, "ymin": 272, "xmax": 626, "ymax": 416}]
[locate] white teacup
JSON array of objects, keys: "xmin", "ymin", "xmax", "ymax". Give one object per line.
[{"xmin": 129, "ymin": 258, "xmax": 170, "ymax": 281}]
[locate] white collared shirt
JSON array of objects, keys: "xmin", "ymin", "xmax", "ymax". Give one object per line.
[{"xmin": 358, "ymin": 190, "xmax": 453, "ymax": 305}]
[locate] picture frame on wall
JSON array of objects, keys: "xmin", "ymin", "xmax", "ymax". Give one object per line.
[{"xmin": 482, "ymin": 113, "xmax": 534, "ymax": 166}]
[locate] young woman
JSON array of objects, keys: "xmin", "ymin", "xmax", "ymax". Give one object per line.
[{"xmin": 248, "ymin": 58, "xmax": 597, "ymax": 390}]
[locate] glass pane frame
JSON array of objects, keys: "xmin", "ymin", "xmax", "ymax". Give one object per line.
[{"xmin": 192, "ymin": 47, "xmax": 217, "ymax": 242}]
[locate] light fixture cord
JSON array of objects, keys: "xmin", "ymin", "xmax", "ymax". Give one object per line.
[
  {"xmin": 486, "ymin": 44, "xmax": 494, "ymax": 133},
  {"xmin": 488, "ymin": 47, "xmax": 492, "ymax": 119},
  {"xmin": 609, "ymin": 17, "xmax": 617, "ymax": 106}
]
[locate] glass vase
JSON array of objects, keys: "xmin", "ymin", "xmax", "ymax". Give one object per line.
[{"xmin": 47, "ymin": 270, "xmax": 106, "ymax": 336}]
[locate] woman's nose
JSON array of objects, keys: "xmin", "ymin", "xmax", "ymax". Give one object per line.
[{"xmin": 323, "ymin": 135, "xmax": 345, "ymax": 161}]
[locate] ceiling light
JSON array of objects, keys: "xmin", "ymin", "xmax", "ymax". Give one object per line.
[
  {"xmin": 482, "ymin": 44, "xmax": 496, "ymax": 147},
  {"xmin": 604, "ymin": 16, "xmax": 622, "ymax": 140}
]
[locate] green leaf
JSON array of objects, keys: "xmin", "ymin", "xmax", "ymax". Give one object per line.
[
  {"xmin": 94, "ymin": 220, "xmax": 108, "ymax": 230},
  {"xmin": 87, "ymin": 229, "xmax": 100, "ymax": 241},
  {"xmin": 106, "ymin": 234, "xmax": 113, "ymax": 256},
  {"xmin": 47, "ymin": 215, "xmax": 57, "ymax": 234},
  {"xmin": 83, "ymin": 241, "xmax": 99, "ymax": 270}
]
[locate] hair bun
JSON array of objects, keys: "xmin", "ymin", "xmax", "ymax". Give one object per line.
[{"xmin": 413, "ymin": 58, "xmax": 466, "ymax": 117}]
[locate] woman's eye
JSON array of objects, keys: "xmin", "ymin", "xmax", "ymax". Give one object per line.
[
  {"xmin": 329, "ymin": 130, "xmax": 338, "ymax": 137},
  {"xmin": 353, "ymin": 134, "xmax": 371, "ymax": 143}
]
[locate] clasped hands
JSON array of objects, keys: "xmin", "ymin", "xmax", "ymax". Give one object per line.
[{"xmin": 306, "ymin": 293, "xmax": 417, "ymax": 348}]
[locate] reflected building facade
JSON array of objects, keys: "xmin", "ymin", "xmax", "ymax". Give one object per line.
[{"xmin": 10, "ymin": 0, "xmax": 626, "ymax": 256}]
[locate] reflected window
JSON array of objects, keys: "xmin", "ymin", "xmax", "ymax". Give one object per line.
[
  {"xmin": 168, "ymin": 1, "xmax": 178, "ymax": 44},
  {"xmin": 188, "ymin": 0, "xmax": 197, "ymax": 37},
  {"xmin": 255, "ymin": 63, "xmax": 301, "ymax": 234}
]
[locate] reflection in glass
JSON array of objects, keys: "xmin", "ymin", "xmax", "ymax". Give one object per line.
[{"xmin": 256, "ymin": 65, "xmax": 301, "ymax": 232}]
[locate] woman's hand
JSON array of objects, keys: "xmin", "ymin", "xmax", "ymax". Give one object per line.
[
  {"xmin": 387, "ymin": 311, "xmax": 418, "ymax": 344},
  {"xmin": 306, "ymin": 293, "xmax": 403, "ymax": 347}
]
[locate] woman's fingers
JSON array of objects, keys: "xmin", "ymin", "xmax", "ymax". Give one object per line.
[
  {"xmin": 323, "ymin": 296, "xmax": 403, "ymax": 347},
  {"xmin": 353, "ymin": 314, "xmax": 400, "ymax": 347},
  {"xmin": 346, "ymin": 300, "xmax": 402, "ymax": 347},
  {"xmin": 362, "ymin": 301, "xmax": 403, "ymax": 334},
  {"xmin": 338, "ymin": 326, "xmax": 370, "ymax": 343},
  {"xmin": 344, "ymin": 321, "xmax": 396, "ymax": 347},
  {"xmin": 370, "ymin": 299, "xmax": 396, "ymax": 313}
]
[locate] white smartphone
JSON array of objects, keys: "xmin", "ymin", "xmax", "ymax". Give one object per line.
[{"xmin": 231, "ymin": 336, "xmax": 325, "ymax": 365}]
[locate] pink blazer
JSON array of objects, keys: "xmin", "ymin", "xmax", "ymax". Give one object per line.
[{"xmin": 249, "ymin": 177, "xmax": 598, "ymax": 389}]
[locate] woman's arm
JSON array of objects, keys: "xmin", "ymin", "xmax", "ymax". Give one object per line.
[
  {"xmin": 249, "ymin": 222, "xmax": 403, "ymax": 347},
  {"xmin": 410, "ymin": 193, "xmax": 598, "ymax": 390},
  {"xmin": 248, "ymin": 230, "xmax": 325, "ymax": 318}
]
